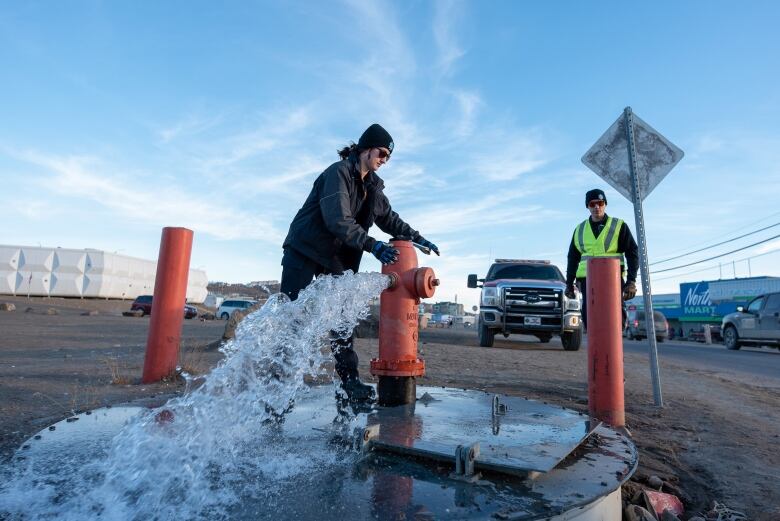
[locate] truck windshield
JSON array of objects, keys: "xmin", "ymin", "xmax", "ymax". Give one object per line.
[{"xmin": 487, "ymin": 265, "xmax": 564, "ymax": 281}]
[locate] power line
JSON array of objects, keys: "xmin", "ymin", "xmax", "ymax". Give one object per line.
[
  {"xmin": 651, "ymin": 210, "xmax": 780, "ymax": 259},
  {"xmin": 650, "ymin": 222, "xmax": 780, "ymax": 265},
  {"xmin": 651, "ymin": 248, "xmax": 780, "ymax": 281},
  {"xmin": 650, "ymin": 233, "xmax": 780, "ymax": 274}
]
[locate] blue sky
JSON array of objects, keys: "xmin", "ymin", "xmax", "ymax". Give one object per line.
[{"xmin": 2, "ymin": 0, "xmax": 779, "ymax": 309}]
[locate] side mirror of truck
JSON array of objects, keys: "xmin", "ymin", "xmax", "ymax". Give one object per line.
[{"xmin": 467, "ymin": 274, "xmax": 479, "ymax": 288}]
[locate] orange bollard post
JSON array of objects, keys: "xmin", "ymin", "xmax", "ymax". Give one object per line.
[
  {"xmin": 371, "ymin": 240, "xmax": 438, "ymax": 406},
  {"xmin": 142, "ymin": 227, "xmax": 194, "ymax": 383},
  {"xmin": 586, "ymin": 257, "xmax": 625, "ymax": 427}
]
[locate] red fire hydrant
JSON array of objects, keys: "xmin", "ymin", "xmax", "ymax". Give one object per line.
[{"xmin": 370, "ymin": 240, "xmax": 438, "ymax": 406}]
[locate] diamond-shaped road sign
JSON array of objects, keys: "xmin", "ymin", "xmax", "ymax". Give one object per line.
[{"xmin": 581, "ymin": 111, "xmax": 684, "ymax": 202}]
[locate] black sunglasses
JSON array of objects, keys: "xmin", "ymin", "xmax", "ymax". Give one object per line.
[{"xmin": 376, "ymin": 148, "xmax": 391, "ymax": 160}]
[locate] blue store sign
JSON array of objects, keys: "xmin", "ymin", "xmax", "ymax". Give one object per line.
[{"xmin": 680, "ymin": 282, "xmax": 716, "ymax": 317}]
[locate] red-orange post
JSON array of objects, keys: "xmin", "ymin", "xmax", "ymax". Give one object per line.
[
  {"xmin": 586, "ymin": 257, "xmax": 625, "ymax": 427},
  {"xmin": 142, "ymin": 227, "xmax": 194, "ymax": 383}
]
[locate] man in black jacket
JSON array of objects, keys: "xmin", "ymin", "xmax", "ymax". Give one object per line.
[
  {"xmin": 281, "ymin": 124, "xmax": 439, "ymax": 403},
  {"xmin": 565, "ymin": 188, "xmax": 639, "ymax": 329}
]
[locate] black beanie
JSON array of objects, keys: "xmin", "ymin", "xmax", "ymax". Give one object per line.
[
  {"xmin": 358, "ymin": 124, "xmax": 394, "ymax": 153},
  {"xmin": 585, "ymin": 189, "xmax": 607, "ymax": 207}
]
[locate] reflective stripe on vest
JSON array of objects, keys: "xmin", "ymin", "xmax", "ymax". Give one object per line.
[{"xmin": 572, "ymin": 217, "xmax": 625, "ymax": 279}]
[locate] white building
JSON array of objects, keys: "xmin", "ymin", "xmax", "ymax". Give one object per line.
[{"xmin": 0, "ymin": 244, "xmax": 208, "ymax": 303}]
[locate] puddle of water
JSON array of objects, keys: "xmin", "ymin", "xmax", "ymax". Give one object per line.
[{"xmin": 0, "ymin": 271, "xmax": 389, "ymax": 520}]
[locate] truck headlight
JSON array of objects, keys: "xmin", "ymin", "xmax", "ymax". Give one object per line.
[
  {"xmin": 564, "ymin": 295, "xmax": 581, "ymax": 311},
  {"xmin": 481, "ymin": 287, "xmax": 499, "ymax": 307}
]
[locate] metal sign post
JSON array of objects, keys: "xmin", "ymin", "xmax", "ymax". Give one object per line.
[
  {"xmin": 582, "ymin": 107, "xmax": 684, "ymax": 408},
  {"xmin": 624, "ymin": 107, "xmax": 662, "ymax": 407}
]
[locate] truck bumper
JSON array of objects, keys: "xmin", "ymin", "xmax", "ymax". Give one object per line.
[{"xmin": 480, "ymin": 308, "xmax": 582, "ymax": 334}]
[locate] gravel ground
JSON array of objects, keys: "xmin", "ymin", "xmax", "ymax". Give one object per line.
[{"xmin": 1, "ymin": 296, "xmax": 778, "ymax": 519}]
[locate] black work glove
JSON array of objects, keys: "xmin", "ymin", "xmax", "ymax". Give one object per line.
[
  {"xmin": 371, "ymin": 241, "xmax": 399, "ymax": 265},
  {"xmin": 565, "ymin": 284, "xmax": 576, "ymax": 299},
  {"xmin": 623, "ymin": 281, "xmax": 637, "ymax": 301},
  {"xmin": 415, "ymin": 236, "xmax": 440, "ymax": 256}
]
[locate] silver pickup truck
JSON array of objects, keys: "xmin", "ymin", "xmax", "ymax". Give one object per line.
[
  {"xmin": 467, "ymin": 259, "xmax": 583, "ymax": 350},
  {"xmin": 722, "ymin": 292, "xmax": 780, "ymax": 350}
]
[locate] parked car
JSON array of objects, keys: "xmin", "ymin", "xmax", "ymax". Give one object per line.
[
  {"xmin": 625, "ymin": 310, "xmax": 669, "ymax": 342},
  {"xmin": 131, "ymin": 295, "xmax": 153, "ymax": 315},
  {"xmin": 130, "ymin": 295, "xmax": 198, "ymax": 319},
  {"xmin": 184, "ymin": 304, "xmax": 198, "ymax": 319},
  {"xmin": 216, "ymin": 299, "xmax": 258, "ymax": 320},
  {"xmin": 721, "ymin": 292, "xmax": 780, "ymax": 350},
  {"xmin": 686, "ymin": 325, "xmax": 722, "ymax": 343}
]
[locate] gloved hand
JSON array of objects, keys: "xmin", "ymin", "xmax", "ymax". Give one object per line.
[
  {"xmin": 415, "ymin": 236, "xmax": 440, "ymax": 256},
  {"xmin": 371, "ymin": 241, "xmax": 399, "ymax": 265},
  {"xmin": 623, "ymin": 281, "xmax": 637, "ymax": 301},
  {"xmin": 565, "ymin": 284, "xmax": 576, "ymax": 299}
]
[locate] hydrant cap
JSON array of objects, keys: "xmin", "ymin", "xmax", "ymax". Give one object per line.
[{"xmin": 414, "ymin": 267, "xmax": 437, "ymax": 299}]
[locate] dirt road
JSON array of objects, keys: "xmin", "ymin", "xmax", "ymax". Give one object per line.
[
  {"xmin": 0, "ymin": 296, "xmax": 224, "ymax": 460},
  {"xmin": 1, "ymin": 297, "xmax": 778, "ymax": 519}
]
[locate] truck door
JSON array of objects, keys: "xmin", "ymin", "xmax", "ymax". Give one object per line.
[
  {"xmin": 758, "ymin": 293, "xmax": 780, "ymax": 341},
  {"xmin": 740, "ymin": 296, "xmax": 764, "ymax": 340}
]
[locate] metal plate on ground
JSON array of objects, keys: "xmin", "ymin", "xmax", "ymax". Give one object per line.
[
  {"xmin": 8, "ymin": 386, "xmax": 635, "ymax": 520},
  {"xmin": 367, "ymin": 387, "xmax": 600, "ymax": 475}
]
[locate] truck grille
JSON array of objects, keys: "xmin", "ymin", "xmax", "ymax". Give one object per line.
[{"xmin": 503, "ymin": 287, "xmax": 563, "ymax": 328}]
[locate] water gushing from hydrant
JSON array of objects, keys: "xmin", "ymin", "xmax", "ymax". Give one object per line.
[{"xmin": 0, "ymin": 272, "xmax": 389, "ymax": 520}]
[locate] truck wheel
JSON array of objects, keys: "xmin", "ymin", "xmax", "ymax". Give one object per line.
[
  {"xmin": 723, "ymin": 325, "xmax": 741, "ymax": 350},
  {"xmin": 562, "ymin": 330, "xmax": 582, "ymax": 351},
  {"xmin": 221, "ymin": 312, "xmax": 230, "ymax": 320},
  {"xmin": 478, "ymin": 321, "xmax": 495, "ymax": 348}
]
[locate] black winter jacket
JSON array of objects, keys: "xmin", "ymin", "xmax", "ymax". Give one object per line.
[{"xmin": 282, "ymin": 153, "xmax": 420, "ymax": 273}]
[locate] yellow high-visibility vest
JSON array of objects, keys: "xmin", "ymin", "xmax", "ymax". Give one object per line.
[{"xmin": 573, "ymin": 216, "xmax": 625, "ymax": 279}]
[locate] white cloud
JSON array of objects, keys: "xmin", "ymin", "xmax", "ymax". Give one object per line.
[
  {"xmin": 471, "ymin": 132, "xmax": 550, "ymax": 181},
  {"xmin": 195, "ymin": 106, "xmax": 312, "ymax": 171},
  {"xmin": 7, "ymin": 198, "xmax": 49, "ymax": 219},
  {"xmin": 344, "ymin": 0, "xmax": 416, "ymax": 73},
  {"xmin": 156, "ymin": 112, "xmax": 226, "ymax": 143},
  {"xmin": 433, "ymin": 0, "xmax": 466, "ymax": 76},
  {"xmin": 381, "ymin": 162, "xmax": 446, "ymax": 198},
  {"xmin": 405, "ymin": 188, "xmax": 561, "ymax": 235},
  {"xmin": 419, "ymin": 252, "xmax": 492, "ymax": 308},
  {"xmin": 13, "ymin": 150, "xmax": 285, "ymax": 243},
  {"xmin": 755, "ymin": 239, "xmax": 780, "ymax": 255},
  {"xmin": 453, "ymin": 90, "xmax": 482, "ymax": 137},
  {"xmin": 236, "ymin": 154, "xmax": 327, "ymax": 198}
]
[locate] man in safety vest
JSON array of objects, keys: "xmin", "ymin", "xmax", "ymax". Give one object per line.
[{"xmin": 565, "ymin": 189, "xmax": 639, "ymax": 328}]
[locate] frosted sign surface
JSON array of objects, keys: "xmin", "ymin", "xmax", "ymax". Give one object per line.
[{"xmin": 581, "ymin": 112, "xmax": 684, "ymax": 202}]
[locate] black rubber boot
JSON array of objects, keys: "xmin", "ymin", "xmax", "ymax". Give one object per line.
[{"xmin": 342, "ymin": 379, "xmax": 376, "ymax": 404}]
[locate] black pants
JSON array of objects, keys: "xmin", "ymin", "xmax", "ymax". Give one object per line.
[
  {"xmin": 280, "ymin": 248, "xmax": 360, "ymax": 384},
  {"xmin": 577, "ymin": 278, "xmax": 627, "ymax": 331}
]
